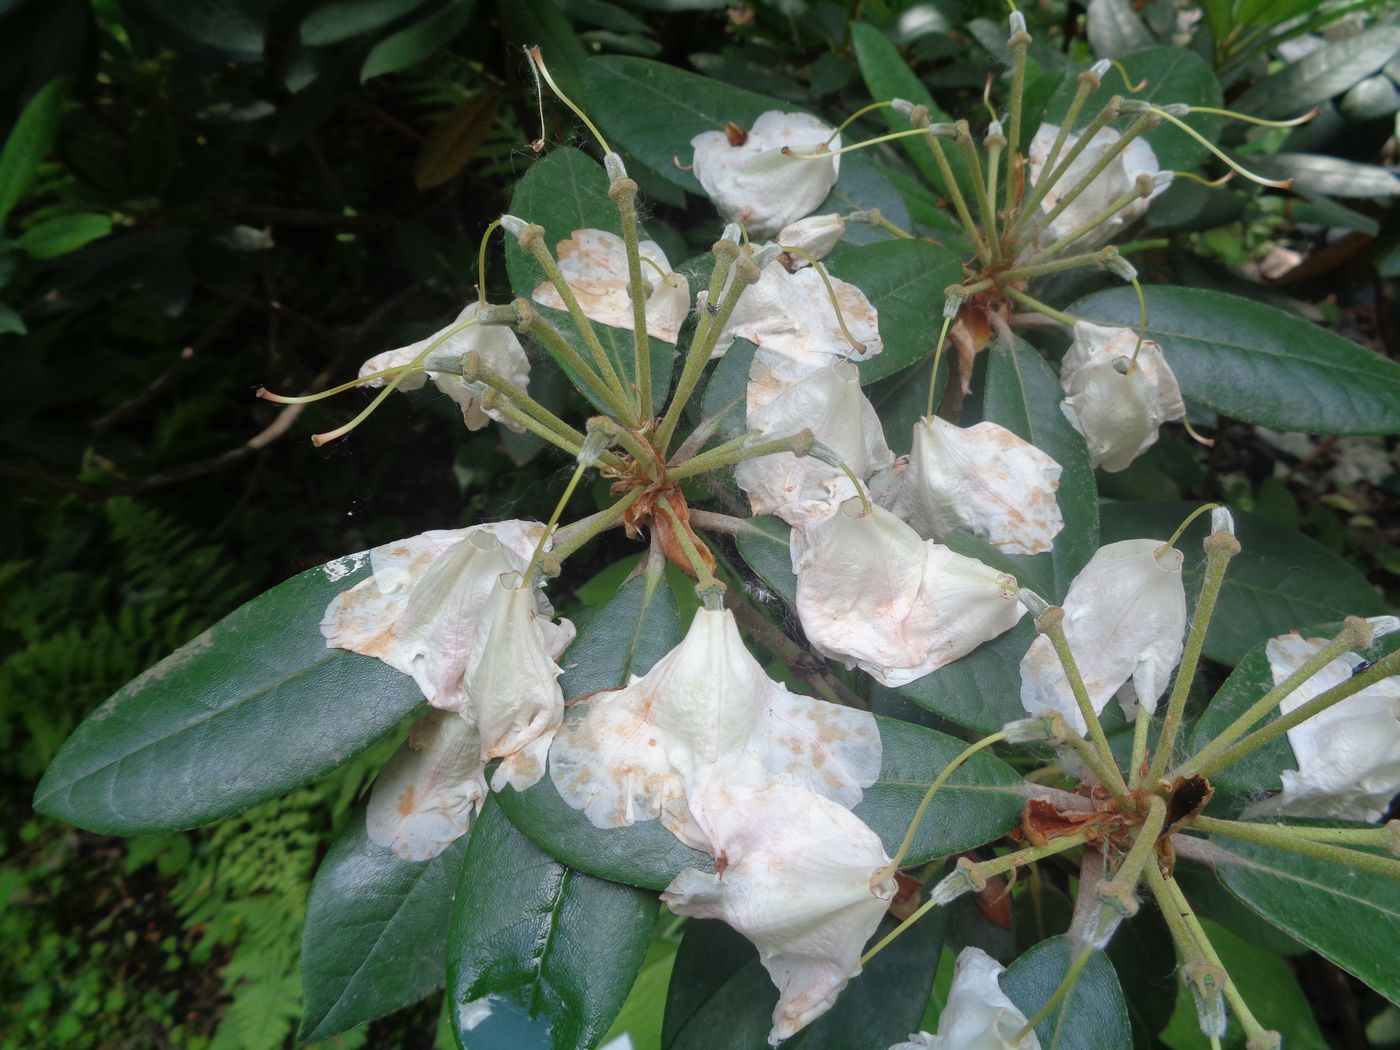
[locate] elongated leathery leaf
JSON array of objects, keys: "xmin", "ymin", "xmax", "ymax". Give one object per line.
[
  {"xmin": 300, "ymin": 809, "xmax": 471, "ymax": 1041},
  {"xmin": 662, "ymin": 908, "xmax": 947, "ymax": 1050},
  {"xmin": 447, "ymin": 799, "xmax": 657, "ymax": 1050},
  {"xmin": 1071, "ymin": 286, "xmax": 1400, "ymax": 435},
  {"xmin": 34, "ymin": 551, "xmax": 424, "ymax": 834},
  {"xmin": 1002, "ymin": 936, "xmax": 1131, "ymax": 1050}
]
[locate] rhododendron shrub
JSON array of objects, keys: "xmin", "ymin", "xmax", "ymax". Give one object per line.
[{"xmin": 35, "ymin": 12, "xmax": 1400, "ymax": 1050}]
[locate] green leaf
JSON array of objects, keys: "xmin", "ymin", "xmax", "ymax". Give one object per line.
[
  {"xmin": 136, "ymin": 0, "xmax": 268, "ymax": 57},
  {"xmin": 662, "ymin": 909, "xmax": 947, "ymax": 1050},
  {"xmin": 1251, "ymin": 152, "xmax": 1400, "ymax": 199},
  {"xmin": 1070, "ymin": 285, "xmax": 1400, "ymax": 434},
  {"xmin": 821, "ymin": 153, "xmax": 912, "ymax": 245},
  {"xmin": 981, "ymin": 331, "xmax": 1099, "ymax": 601},
  {"xmin": 1105, "ymin": 899, "xmax": 1178, "ymax": 1049},
  {"xmin": 1002, "ymin": 936, "xmax": 1132, "ymax": 1049},
  {"xmin": 360, "ymin": 0, "xmax": 475, "ymax": 81},
  {"xmin": 0, "ymin": 303, "xmax": 26, "ymax": 335},
  {"xmin": 849, "ymin": 21, "xmax": 969, "ymax": 188},
  {"xmin": 1209, "ymin": 837, "xmax": 1400, "ymax": 1003},
  {"xmin": 1086, "ymin": 0, "xmax": 1154, "ymax": 58},
  {"xmin": 17, "ymin": 212, "xmax": 112, "ymax": 259},
  {"xmin": 559, "ymin": 567, "xmax": 683, "ymax": 700},
  {"xmin": 34, "ymin": 552, "xmax": 424, "ymax": 834},
  {"xmin": 698, "ymin": 337, "xmax": 756, "ymax": 441},
  {"xmin": 733, "ymin": 516, "xmax": 797, "ymax": 607},
  {"xmin": 1188, "ymin": 621, "xmax": 1400, "ymax": 793},
  {"xmin": 1099, "ymin": 501, "xmax": 1383, "ymax": 665},
  {"xmin": 825, "ymin": 239, "xmax": 963, "ymax": 383},
  {"xmin": 0, "ymin": 77, "xmax": 66, "ymax": 228},
  {"xmin": 504, "ymin": 146, "xmax": 674, "ymax": 415},
  {"xmin": 447, "ymin": 799, "xmax": 657, "ymax": 1050},
  {"xmin": 300, "ymin": 0, "xmax": 432, "ymax": 45},
  {"xmin": 893, "ymin": 619, "xmax": 1036, "ymax": 735},
  {"xmin": 1040, "ymin": 47, "xmax": 1223, "ymax": 171},
  {"xmin": 1234, "ymin": 25, "xmax": 1400, "ymax": 119},
  {"xmin": 300, "ymin": 810, "xmax": 471, "ymax": 1041}
]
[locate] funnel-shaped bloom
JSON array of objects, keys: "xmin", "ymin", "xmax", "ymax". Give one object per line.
[
  {"xmin": 703, "ymin": 257, "xmax": 883, "ymax": 377},
  {"xmin": 736, "ymin": 361, "xmax": 894, "ymax": 526},
  {"xmin": 777, "ymin": 213, "xmax": 846, "ymax": 264},
  {"xmin": 549, "ymin": 607, "xmax": 880, "ymax": 849},
  {"xmin": 367, "ymin": 708, "xmax": 487, "ymax": 862},
  {"xmin": 322, "ymin": 523, "xmax": 569, "ymax": 712},
  {"xmin": 1059, "ymin": 322, "xmax": 1185, "ymax": 473},
  {"xmin": 889, "ymin": 947, "xmax": 1041, "ymax": 1050},
  {"xmin": 1028, "ymin": 124, "xmax": 1164, "ymax": 247},
  {"xmin": 907, "ymin": 416, "xmax": 1063, "ymax": 555},
  {"xmin": 359, "ymin": 302, "xmax": 529, "ymax": 431},
  {"xmin": 691, "ymin": 112, "xmax": 841, "ymax": 238},
  {"xmin": 792, "ymin": 500, "xmax": 1025, "ymax": 687},
  {"xmin": 1020, "ymin": 539, "xmax": 1186, "ymax": 733},
  {"xmin": 532, "ymin": 228, "xmax": 689, "ymax": 344},
  {"xmin": 1258, "ymin": 626, "xmax": 1400, "ymax": 822},
  {"xmin": 662, "ymin": 777, "xmax": 895, "ymax": 1045},
  {"xmin": 464, "ymin": 572, "xmax": 572, "ymax": 792}
]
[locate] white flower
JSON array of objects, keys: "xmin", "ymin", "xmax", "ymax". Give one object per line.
[
  {"xmin": 691, "ymin": 112, "xmax": 841, "ymax": 238},
  {"xmin": 907, "ymin": 416, "xmax": 1064, "ymax": 555},
  {"xmin": 367, "ymin": 708, "xmax": 486, "ymax": 862},
  {"xmin": 662, "ymin": 777, "xmax": 895, "ymax": 1045},
  {"xmin": 736, "ymin": 361, "xmax": 894, "ymax": 526},
  {"xmin": 1027, "ymin": 123, "xmax": 1164, "ymax": 247},
  {"xmin": 777, "ymin": 213, "xmax": 846, "ymax": 264},
  {"xmin": 703, "ymin": 257, "xmax": 882, "ymax": 375},
  {"xmin": 792, "ymin": 499, "xmax": 1025, "ymax": 687},
  {"xmin": 1020, "ymin": 538, "xmax": 1186, "ymax": 733},
  {"xmin": 531, "ymin": 228, "xmax": 690, "ymax": 344},
  {"xmin": 359, "ymin": 302, "xmax": 530, "ymax": 431},
  {"xmin": 1259, "ymin": 626, "xmax": 1400, "ymax": 822},
  {"xmin": 1059, "ymin": 321, "xmax": 1185, "ymax": 473},
  {"xmin": 464, "ymin": 572, "xmax": 572, "ymax": 792},
  {"xmin": 890, "ymin": 948, "xmax": 1041, "ymax": 1050},
  {"xmin": 549, "ymin": 607, "xmax": 881, "ymax": 849},
  {"xmin": 322, "ymin": 523, "xmax": 545, "ymax": 708}
]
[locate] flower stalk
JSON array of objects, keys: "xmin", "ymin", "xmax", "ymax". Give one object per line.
[
  {"xmin": 1192, "ymin": 816, "xmax": 1400, "ymax": 881},
  {"xmin": 666, "ymin": 429, "xmax": 814, "ymax": 482},
  {"xmin": 607, "ymin": 166, "xmax": 653, "ymax": 416}
]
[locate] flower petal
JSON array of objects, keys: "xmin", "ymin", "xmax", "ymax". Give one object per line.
[{"xmin": 1028, "ymin": 123, "xmax": 1163, "ymax": 248}]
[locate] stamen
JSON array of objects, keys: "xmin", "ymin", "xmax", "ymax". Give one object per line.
[
  {"xmin": 1187, "ymin": 105, "xmax": 1318, "ymax": 128},
  {"xmin": 1182, "ymin": 416, "xmax": 1215, "ymax": 447},
  {"xmin": 638, "ymin": 254, "xmax": 667, "ymax": 282},
  {"xmin": 824, "ymin": 99, "xmax": 897, "ymax": 146},
  {"xmin": 925, "ymin": 296, "xmax": 959, "ymax": 417},
  {"xmin": 982, "ymin": 74, "xmax": 998, "ymax": 123},
  {"xmin": 1172, "ymin": 169, "xmax": 1235, "ymax": 188},
  {"xmin": 526, "ymin": 46, "xmax": 611, "ymax": 155},
  {"xmin": 1108, "ymin": 59, "xmax": 1148, "ymax": 92},
  {"xmin": 1149, "ymin": 106, "xmax": 1293, "ymax": 189},
  {"xmin": 781, "ymin": 126, "xmax": 934, "ymax": 160},
  {"xmin": 257, "ymin": 365, "xmax": 416, "ymax": 405},
  {"xmin": 523, "ymin": 430, "xmax": 604, "ymax": 582},
  {"xmin": 1127, "ymin": 274, "xmax": 1148, "ymax": 368},
  {"xmin": 778, "ymin": 246, "xmax": 865, "ymax": 353}
]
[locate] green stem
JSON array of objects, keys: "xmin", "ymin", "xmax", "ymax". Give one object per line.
[
  {"xmin": 1008, "ymin": 96, "xmax": 1124, "ymax": 241},
  {"xmin": 1144, "ymin": 532, "xmax": 1239, "ymax": 785},
  {"xmin": 548, "ymin": 489, "xmax": 643, "ymax": 564},
  {"xmin": 1128, "ymin": 708, "xmax": 1153, "ymax": 788},
  {"xmin": 1191, "ymin": 816, "xmax": 1400, "ymax": 882},
  {"xmin": 913, "ymin": 113, "xmax": 986, "ymax": 260},
  {"xmin": 479, "ymin": 391, "xmax": 585, "ymax": 457},
  {"xmin": 1004, "ymin": 27, "xmax": 1030, "ymax": 215},
  {"xmin": 1005, "ymin": 287, "xmax": 1080, "ymax": 327},
  {"xmin": 957, "ymin": 123, "xmax": 999, "ymax": 260},
  {"xmin": 462, "ymin": 351, "xmax": 588, "ymax": 450},
  {"xmin": 925, "ymin": 312, "xmax": 955, "ymax": 418},
  {"xmin": 524, "ymin": 454, "xmax": 592, "ymax": 581},
  {"xmin": 610, "ymin": 175, "xmax": 653, "ymax": 417},
  {"xmin": 1026, "ymin": 183, "xmax": 1154, "ymax": 264},
  {"xmin": 998, "ymin": 249, "xmax": 1113, "ymax": 282},
  {"xmin": 666, "ymin": 429, "xmax": 811, "ymax": 482},
  {"xmin": 657, "ymin": 496, "xmax": 718, "ymax": 591},
  {"xmin": 1036, "ymin": 117, "xmax": 1151, "ymax": 233},
  {"xmin": 1233, "ymin": 821, "xmax": 1399, "ymax": 852},
  {"xmin": 689, "ymin": 236, "xmax": 739, "ymax": 356},
  {"xmin": 516, "ymin": 300, "xmax": 637, "ymax": 424},
  {"xmin": 1143, "ymin": 865, "xmax": 1228, "ymax": 1039},
  {"xmin": 1176, "ymin": 617, "xmax": 1373, "ymax": 778}
]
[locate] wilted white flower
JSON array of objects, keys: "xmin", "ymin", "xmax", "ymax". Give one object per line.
[
  {"xmin": 367, "ymin": 708, "xmax": 486, "ymax": 862},
  {"xmin": 359, "ymin": 302, "xmax": 530, "ymax": 431},
  {"xmin": 792, "ymin": 499, "xmax": 1025, "ymax": 687},
  {"xmin": 662, "ymin": 776, "xmax": 895, "ymax": 1044},
  {"xmin": 1027, "ymin": 124, "xmax": 1164, "ymax": 247},
  {"xmin": 889, "ymin": 947, "xmax": 1040, "ymax": 1050},
  {"xmin": 1020, "ymin": 538, "xmax": 1186, "ymax": 733},
  {"xmin": 531, "ymin": 228, "xmax": 690, "ymax": 344},
  {"xmin": 1257, "ymin": 625, "xmax": 1400, "ymax": 822},
  {"xmin": 322, "ymin": 523, "xmax": 565, "ymax": 709},
  {"xmin": 1059, "ymin": 321, "xmax": 1185, "ymax": 472},
  {"xmin": 691, "ymin": 112, "xmax": 841, "ymax": 238},
  {"xmin": 777, "ymin": 213, "xmax": 846, "ymax": 264},
  {"xmin": 907, "ymin": 416, "xmax": 1064, "ymax": 555},
  {"xmin": 549, "ymin": 607, "xmax": 881, "ymax": 848},
  {"xmin": 703, "ymin": 256, "xmax": 883, "ymax": 377},
  {"xmin": 736, "ymin": 361, "xmax": 894, "ymax": 526}
]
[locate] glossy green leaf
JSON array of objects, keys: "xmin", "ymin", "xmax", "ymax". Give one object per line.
[
  {"xmin": 558, "ymin": 567, "xmax": 683, "ymax": 701},
  {"xmin": 504, "ymin": 146, "xmax": 674, "ymax": 415},
  {"xmin": 1100, "ymin": 501, "xmax": 1382, "ymax": 665},
  {"xmin": 1210, "ymin": 837, "xmax": 1400, "ymax": 1003},
  {"xmin": 300, "ymin": 810, "xmax": 470, "ymax": 1041},
  {"xmin": 1234, "ymin": 25, "xmax": 1400, "ymax": 119},
  {"xmin": 893, "ymin": 618, "xmax": 1037, "ymax": 736},
  {"xmin": 17, "ymin": 212, "xmax": 112, "ymax": 259},
  {"xmin": 137, "ymin": 0, "xmax": 267, "ymax": 57},
  {"xmin": 826, "ymin": 239, "xmax": 963, "ymax": 383},
  {"xmin": 1105, "ymin": 899, "xmax": 1177, "ymax": 1049},
  {"xmin": 33, "ymin": 552, "xmax": 424, "ymax": 834},
  {"xmin": 1040, "ymin": 47, "xmax": 1222, "ymax": 171},
  {"xmin": 1251, "ymin": 152, "xmax": 1400, "ymax": 199},
  {"xmin": 662, "ymin": 909, "xmax": 946, "ymax": 1050},
  {"xmin": 360, "ymin": 0, "xmax": 475, "ymax": 81},
  {"xmin": 733, "ymin": 516, "xmax": 797, "ymax": 607},
  {"xmin": 1188, "ymin": 622, "xmax": 1400, "ymax": 792},
  {"xmin": 697, "ymin": 337, "xmax": 755, "ymax": 442},
  {"xmin": 299, "ymin": 0, "xmax": 432, "ymax": 45},
  {"xmin": 0, "ymin": 77, "xmax": 66, "ymax": 228},
  {"xmin": 1002, "ymin": 936, "xmax": 1131, "ymax": 1049},
  {"xmin": 1071, "ymin": 286, "xmax": 1400, "ymax": 434},
  {"xmin": 1086, "ymin": 0, "xmax": 1154, "ymax": 58},
  {"xmin": 981, "ymin": 331, "xmax": 1099, "ymax": 601},
  {"xmin": 447, "ymin": 799, "xmax": 657, "ymax": 1050},
  {"xmin": 820, "ymin": 153, "xmax": 912, "ymax": 246}
]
